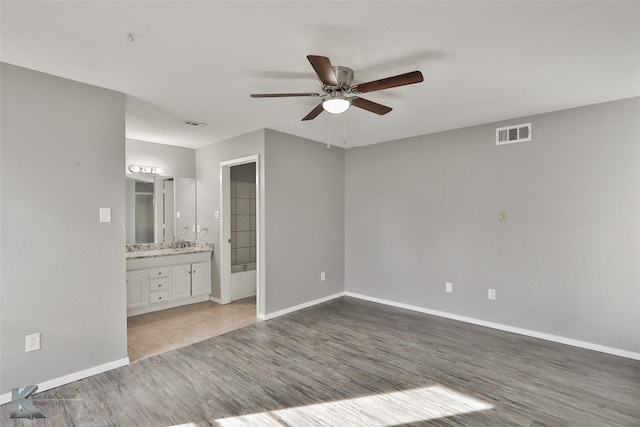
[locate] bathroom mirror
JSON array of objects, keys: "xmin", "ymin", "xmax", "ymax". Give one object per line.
[{"xmin": 125, "ymin": 176, "xmax": 196, "ymax": 244}]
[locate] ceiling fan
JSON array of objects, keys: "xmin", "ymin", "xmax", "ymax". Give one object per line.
[{"xmin": 250, "ymin": 55, "xmax": 424, "ymax": 121}]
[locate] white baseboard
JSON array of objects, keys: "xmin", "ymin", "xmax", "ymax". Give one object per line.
[
  {"xmin": 210, "ymin": 296, "xmax": 224, "ymax": 304},
  {"xmin": 231, "ymin": 292, "xmax": 257, "ymax": 301},
  {"xmin": 345, "ymin": 292, "xmax": 640, "ymax": 361},
  {"xmin": 263, "ymin": 292, "xmax": 345, "ymax": 320},
  {"xmin": 0, "ymin": 357, "xmax": 129, "ymax": 405}
]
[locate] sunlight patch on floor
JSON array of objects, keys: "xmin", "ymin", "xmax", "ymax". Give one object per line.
[{"xmin": 212, "ymin": 385, "xmax": 493, "ymax": 426}]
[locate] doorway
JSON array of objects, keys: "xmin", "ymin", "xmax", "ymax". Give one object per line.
[{"xmin": 220, "ymin": 155, "xmax": 262, "ymax": 318}]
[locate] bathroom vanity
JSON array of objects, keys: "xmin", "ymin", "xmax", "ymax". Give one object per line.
[{"xmin": 126, "ymin": 242, "xmax": 214, "ymax": 317}]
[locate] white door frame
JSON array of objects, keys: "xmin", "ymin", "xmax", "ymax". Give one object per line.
[{"xmin": 219, "ymin": 155, "xmax": 262, "ymax": 318}]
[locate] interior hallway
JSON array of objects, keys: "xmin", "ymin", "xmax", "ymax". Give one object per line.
[{"xmin": 127, "ymin": 297, "xmax": 258, "ymax": 362}]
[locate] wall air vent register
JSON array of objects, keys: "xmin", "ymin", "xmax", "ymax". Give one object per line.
[{"xmin": 496, "ymin": 123, "xmax": 531, "ymax": 145}]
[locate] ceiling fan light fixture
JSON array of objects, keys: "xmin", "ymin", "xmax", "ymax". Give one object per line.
[{"xmin": 322, "ymin": 97, "xmax": 350, "ymax": 114}]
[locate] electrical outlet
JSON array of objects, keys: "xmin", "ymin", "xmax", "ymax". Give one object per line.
[
  {"xmin": 445, "ymin": 282, "xmax": 453, "ymax": 293},
  {"xmin": 25, "ymin": 333, "xmax": 40, "ymax": 352},
  {"xmin": 320, "ymin": 272, "xmax": 326, "ymax": 282},
  {"xmin": 488, "ymin": 289, "xmax": 496, "ymax": 300}
]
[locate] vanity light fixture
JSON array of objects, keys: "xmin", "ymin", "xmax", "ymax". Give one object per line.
[{"xmin": 128, "ymin": 164, "xmax": 162, "ymax": 175}]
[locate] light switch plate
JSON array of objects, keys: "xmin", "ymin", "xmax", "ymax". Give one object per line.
[
  {"xmin": 445, "ymin": 282, "xmax": 453, "ymax": 293},
  {"xmin": 99, "ymin": 208, "xmax": 111, "ymax": 223}
]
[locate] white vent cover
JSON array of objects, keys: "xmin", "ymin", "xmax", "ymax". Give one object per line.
[
  {"xmin": 496, "ymin": 123, "xmax": 531, "ymax": 145},
  {"xmin": 184, "ymin": 120, "xmax": 208, "ymax": 127}
]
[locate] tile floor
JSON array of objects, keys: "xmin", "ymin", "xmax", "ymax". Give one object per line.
[{"xmin": 127, "ymin": 297, "xmax": 259, "ymax": 362}]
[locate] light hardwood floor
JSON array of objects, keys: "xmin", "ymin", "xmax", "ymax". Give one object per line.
[
  {"xmin": 2, "ymin": 297, "xmax": 639, "ymax": 426},
  {"xmin": 127, "ymin": 297, "xmax": 259, "ymax": 362}
]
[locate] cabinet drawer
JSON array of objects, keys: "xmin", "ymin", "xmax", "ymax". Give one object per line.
[
  {"xmin": 148, "ymin": 290, "xmax": 170, "ymax": 304},
  {"xmin": 148, "ymin": 267, "xmax": 170, "ymax": 279},
  {"xmin": 149, "ymin": 278, "xmax": 170, "ymax": 291}
]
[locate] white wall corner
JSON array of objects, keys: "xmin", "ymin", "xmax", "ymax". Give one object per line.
[{"xmin": 264, "ymin": 292, "xmax": 346, "ymax": 320}]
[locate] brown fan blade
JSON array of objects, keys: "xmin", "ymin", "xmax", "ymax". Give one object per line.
[
  {"xmin": 251, "ymin": 93, "xmax": 320, "ymax": 98},
  {"xmin": 307, "ymin": 55, "xmax": 339, "ymax": 87},
  {"xmin": 353, "ymin": 71, "xmax": 423, "ymax": 94},
  {"xmin": 301, "ymin": 103, "xmax": 325, "ymax": 121},
  {"xmin": 351, "ymin": 97, "xmax": 392, "ymax": 115}
]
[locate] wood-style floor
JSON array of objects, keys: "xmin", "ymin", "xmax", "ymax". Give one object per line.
[
  {"xmin": 2, "ymin": 297, "xmax": 639, "ymax": 426},
  {"xmin": 127, "ymin": 297, "xmax": 259, "ymax": 362}
]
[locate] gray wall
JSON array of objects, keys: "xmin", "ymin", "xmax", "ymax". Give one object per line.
[
  {"xmin": 175, "ymin": 177, "xmax": 197, "ymax": 241},
  {"xmin": 196, "ymin": 129, "xmax": 265, "ymax": 307},
  {"xmin": 264, "ymin": 130, "xmax": 345, "ymax": 313},
  {"xmin": 126, "ymin": 138, "xmax": 195, "ymax": 178},
  {"xmin": 345, "ymin": 97, "xmax": 640, "ymax": 353},
  {"xmin": 195, "ymin": 129, "xmax": 345, "ymax": 316},
  {"xmin": 0, "ymin": 63, "xmax": 128, "ymax": 394}
]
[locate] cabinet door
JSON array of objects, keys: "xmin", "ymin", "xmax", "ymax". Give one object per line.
[
  {"xmin": 191, "ymin": 261, "xmax": 211, "ymax": 296},
  {"xmin": 126, "ymin": 270, "xmax": 147, "ymax": 309},
  {"xmin": 171, "ymin": 264, "xmax": 192, "ymax": 300}
]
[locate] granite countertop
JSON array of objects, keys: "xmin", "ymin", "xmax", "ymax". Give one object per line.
[{"xmin": 126, "ymin": 241, "xmax": 214, "ymax": 260}]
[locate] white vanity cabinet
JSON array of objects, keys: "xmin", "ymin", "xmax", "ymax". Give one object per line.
[
  {"xmin": 126, "ymin": 270, "xmax": 147, "ymax": 309},
  {"xmin": 148, "ymin": 267, "xmax": 171, "ymax": 305},
  {"xmin": 171, "ymin": 264, "xmax": 192, "ymax": 300},
  {"xmin": 126, "ymin": 251, "xmax": 212, "ymax": 317},
  {"xmin": 171, "ymin": 261, "xmax": 211, "ymax": 300},
  {"xmin": 191, "ymin": 262, "xmax": 210, "ymax": 296}
]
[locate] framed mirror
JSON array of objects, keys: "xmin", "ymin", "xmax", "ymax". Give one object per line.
[{"xmin": 125, "ymin": 175, "xmax": 196, "ymax": 244}]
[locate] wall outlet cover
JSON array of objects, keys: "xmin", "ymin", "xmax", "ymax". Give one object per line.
[
  {"xmin": 446, "ymin": 282, "xmax": 453, "ymax": 293},
  {"xmin": 26, "ymin": 333, "xmax": 41, "ymax": 352},
  {"xmin": 488, "ymin": 289, "xmax": 497, "ymax": 300}
]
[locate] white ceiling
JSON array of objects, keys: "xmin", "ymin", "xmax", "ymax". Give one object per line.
[{"xmin": 2, "ymin": 1, "xmax": 639, "ymax": 149}]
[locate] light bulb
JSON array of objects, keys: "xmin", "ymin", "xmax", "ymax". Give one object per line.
[{"xmin": 322, "ymin": 98, "xmax": 350, "ymax": 114}]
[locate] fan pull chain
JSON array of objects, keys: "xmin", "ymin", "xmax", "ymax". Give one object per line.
[
  {"xmin": 343, "ymin": 114, "xmax": 347, "ymax": 145},
  {"xmin": 327, "ymin": 113, "xmax": 331, "ymax": 148}
]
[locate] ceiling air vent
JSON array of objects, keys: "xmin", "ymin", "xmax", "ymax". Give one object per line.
[
  {"xmin": 496, "ymin": 123, "xmax": 531, "ymax": 145},
  {"xmin": 183, "ymin": 120, "xmax": 208, "ymax": 127}
]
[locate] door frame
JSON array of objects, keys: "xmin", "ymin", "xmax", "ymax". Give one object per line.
[{"xmin": 219, "ymin": 155, "xmax": 262, "ymax": 318}]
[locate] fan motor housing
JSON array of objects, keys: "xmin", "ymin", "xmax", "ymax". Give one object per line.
[{"xmin": 332, "ymin": 66, "xmax": 354, "ymax": 87}]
